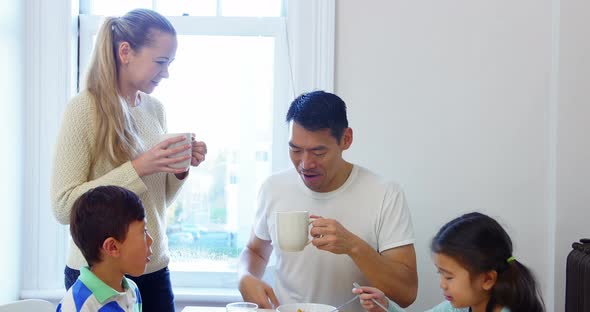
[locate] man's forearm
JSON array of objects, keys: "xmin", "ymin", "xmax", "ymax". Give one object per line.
[
  {"xmin": 349, "ymin": 241, "xmax": 417, "ymax": 308},
  {"xmin": 238, "ymin": 247, "xmax": 269, "ymax": 279}
]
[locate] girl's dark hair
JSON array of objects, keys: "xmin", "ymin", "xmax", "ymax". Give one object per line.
[
  {"xmin": 431, "ymin": 212, "xmax": 544, "ymax": 312},
  {"xmin": 70, "ymin": 186, "xmax": 145, "ymax": 265},
  {"xmin": 286, "ymin": 90, "xmax": 349, "ymax": 142}
]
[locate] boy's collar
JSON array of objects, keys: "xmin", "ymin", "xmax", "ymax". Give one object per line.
[{"xmin": 79, "ymin": 266, "xmax": 130, "ymax": 304}]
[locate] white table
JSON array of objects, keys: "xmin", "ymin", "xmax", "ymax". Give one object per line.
[{"xmin": 182, "ymin": 307, "xmax": 275, "ymax": 312}]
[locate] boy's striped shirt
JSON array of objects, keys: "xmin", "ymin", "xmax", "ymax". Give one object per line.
[{"xmin": 57, "ymin": 267, "xmax": 142, "ymax": 312}]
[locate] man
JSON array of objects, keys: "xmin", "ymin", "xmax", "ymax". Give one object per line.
[{"xmin": 238, "ymin": 91, "xmax": 417, "ymax": 311}]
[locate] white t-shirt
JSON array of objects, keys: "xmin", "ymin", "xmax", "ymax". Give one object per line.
[{"xmin": 254, "ymin": 165, "xmax": 414, "ymax": 312}]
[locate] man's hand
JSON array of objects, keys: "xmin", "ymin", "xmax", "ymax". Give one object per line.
[
  {"xmin": 238, "ymin": 274, "xmax": 279, "ymax": 309},
  {"xmin": 309, "ymin": 215, "xmax": 362, "ymax": 255},
  {"xmin": 309, "ymin": 215, "xmax": 417, "ymax": 307}
]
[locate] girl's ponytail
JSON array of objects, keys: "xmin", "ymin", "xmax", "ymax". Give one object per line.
[{"xmin": 493, "ymin": 259, "xmax": 544, "ymax": 312}]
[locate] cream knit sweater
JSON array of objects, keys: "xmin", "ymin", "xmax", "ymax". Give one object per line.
[{"xmin": 51, "ymin": 91, "xmax": 185, "ymax": 274}]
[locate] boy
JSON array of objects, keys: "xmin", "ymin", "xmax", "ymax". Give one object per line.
[{"xmin": 57, "ymin": 186, "xmax": 153, "ymax": 312}]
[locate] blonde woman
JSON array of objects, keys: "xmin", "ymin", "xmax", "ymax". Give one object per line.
[{"xmin": 51, "ymin": 9, "xmax": 206, "ymax": 311}]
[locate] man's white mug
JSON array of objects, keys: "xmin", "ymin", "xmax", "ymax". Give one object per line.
[
  {"xmin": 276, "ymin": 211, "xmax": 313, "ymax": 252},
  {"xmin": 158, "ymin": 132, "xmax": 191, "ymax": 170}
]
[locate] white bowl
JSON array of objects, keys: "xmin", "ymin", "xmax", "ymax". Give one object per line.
[{"xmin": 276, "ymin": 303, "xmax": 337, "ymax": 312}]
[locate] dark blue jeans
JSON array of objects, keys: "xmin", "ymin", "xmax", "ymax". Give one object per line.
[{"xmin": 65, "ymin": 266, "xmax": 175, "ymax": 312}]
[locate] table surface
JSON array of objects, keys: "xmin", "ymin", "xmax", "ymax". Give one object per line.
[{"xmin": 182, "ymin": 307, "xmax": 275, "ymax": 312}]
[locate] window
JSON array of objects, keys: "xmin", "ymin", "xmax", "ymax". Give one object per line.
[
  {"xmin": 154, "ymin": 32, "xmax": 285, "ymax": 287},
  {"xmin": 79, "ymin": 1, "xmax": 290, "ymax": 289},
  {"xmin": 23, "ymin": 0, "xmax": 333, "ymax": 299}
]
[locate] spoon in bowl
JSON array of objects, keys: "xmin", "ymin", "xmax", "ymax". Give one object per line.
[{"xmin": 326, "ymin": 294, "xmax": 359, "ymax": 312}]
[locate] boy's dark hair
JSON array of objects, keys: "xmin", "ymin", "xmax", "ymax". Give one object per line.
[
  {"xmin": 286, "ymin": 90, "xmax": 349, "ymax": 142},
  {"xmin": 431, "ymin": 212, "xmax": 545, "ymax": 312},
  {"xmin": 70, "ymin": 186, "xmax": 145, "ymax": 266}
]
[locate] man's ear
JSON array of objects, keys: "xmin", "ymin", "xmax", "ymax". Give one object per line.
[
  {"xmin": 481, "ymin": 270, "xmax": 498, "ymax": 291},
  {"xmin": 102, "ymin": 237, "xmax": 121, "ymax": 258},
  {"xmin": 118, "ymin": 42, "xmax": 132, "ymax": 65},
  {"xmin": 340, "ymin": 128, "xmax": 353, "ymax": 150}
]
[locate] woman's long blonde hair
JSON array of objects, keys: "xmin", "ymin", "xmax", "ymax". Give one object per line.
[{"xmin": 85, "ymin": 9, "xmax": 176, "ymax": 166}]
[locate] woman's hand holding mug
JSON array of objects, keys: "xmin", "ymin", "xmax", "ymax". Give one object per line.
[
  {"xmin": 132, "ymin": 134, "xmax": 191, "ymax": 177},
  {"xmin": 190, "ymin": 133, "xmax": 207, "ymax": 167}
]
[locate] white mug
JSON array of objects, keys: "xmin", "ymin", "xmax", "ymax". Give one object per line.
[
  {"xmin": 158, "ymin": 132, "xmax": 191, "ymax": 170},
  {"xmin": 276, "ymin": 211, "xmax": 313, "ymax": 252}
]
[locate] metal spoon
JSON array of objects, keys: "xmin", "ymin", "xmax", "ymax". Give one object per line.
[
  {"xmin": 352, "ymin": 282, "xmax": 389, "ymax": 312},
  {"xmin": 327, "ymin": 294, "xmax": 359, "ymax": 312}
]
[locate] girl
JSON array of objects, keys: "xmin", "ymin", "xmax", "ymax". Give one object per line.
[
  {"xmin": 353, "ymin": 212, "xmax": 544, "ymax": 312},
  {"xmin": 51, "ymin": 9, "xmax": 207, "ymax": 312}
]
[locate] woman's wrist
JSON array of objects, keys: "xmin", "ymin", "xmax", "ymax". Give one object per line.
[{"xmin": 131, "ymin": 159, "xmax": 145, "ymax": 177}]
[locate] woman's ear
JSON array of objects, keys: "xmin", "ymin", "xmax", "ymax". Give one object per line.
[
  {"xmin": 118, "ymin": 42, "xmax": 132, "ymax": 65},
  {"xmin": 102, "ymin": 237, "xmax": 121, "ymax": 257},
  {"xmin": 481, "ymin": 270, "xmax": 498, "ymax": 291}
]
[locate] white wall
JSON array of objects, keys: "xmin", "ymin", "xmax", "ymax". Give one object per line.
[
  {"xmin": 554, "ymin": 0, "xmax": 590, "ymax": 310},
  {"xmin": 336, "ymin": 1, "xmax": 560, "ymax": 311},
  {"xmin": 0, "ymin": 0, "xmax": 24, "ymax": 304}
]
